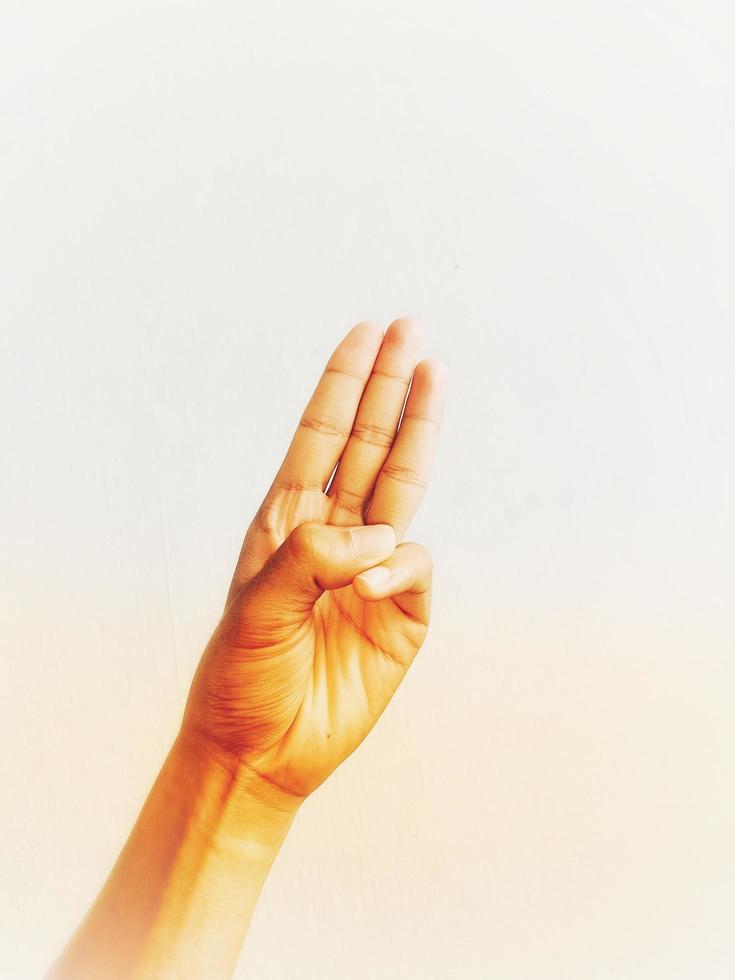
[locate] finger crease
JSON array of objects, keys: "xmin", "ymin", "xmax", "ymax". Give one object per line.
[
  {"xmin": 324, "ymin": 366, "xmax": 367, "ymax": 381},
  {"xmin": 330, "ymin": 595, "xmax": 397, "ymax": 665},
  {"xmin": 299, "ymin": 417, "xmax": 351, "ymax": 438},
  {"xmin": 402, "ymin": 412, "xmax": 440, "ymax": 428},
  {"xmin": 372, "ymin": 370, "xmax": 411, "ymax": 383},
  {"xmin": 329, "ymin": 490, "xmax": 364, "ymax": 517},
  {"xmin": 390, "ymin": 594, "xmax": 428, "ymax": 625},
  {"xmin": 351, "ymin": 422, "xmax": 395, "ymax": 448},
  {"xmin": 273, "ymin": 480, "xmax": 324, "ymax": 493},
  {"xmin": 381, "ymin": 463, "xmax": 427, "ymax": 488}
]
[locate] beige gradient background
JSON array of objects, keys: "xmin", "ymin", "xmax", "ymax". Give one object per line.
[{"xmin": 2, "ymin": 3, "xmax": 734, "ymax": 978}]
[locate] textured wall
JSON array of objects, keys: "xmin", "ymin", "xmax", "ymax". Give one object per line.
[{"xmin": 2, "ymin": 3, "xmax": 734, "ymax": 978}]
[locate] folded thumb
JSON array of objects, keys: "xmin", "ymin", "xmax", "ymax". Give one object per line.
[{"xmin": 228, "ymin": 521, "xmax": 396, "ymax": 644}]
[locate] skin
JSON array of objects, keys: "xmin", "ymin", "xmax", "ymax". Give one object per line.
[{"xmin": 47, "ymin": 316, "xmax": 449, "ymax": 980}]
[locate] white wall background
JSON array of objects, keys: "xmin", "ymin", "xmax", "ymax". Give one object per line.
[{"xmin": 2, "ymin": 2, "xmax": 734, "ymax": 978}]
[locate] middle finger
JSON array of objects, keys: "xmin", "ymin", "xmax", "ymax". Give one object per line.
[{"xmin": 326, "ymin": 316, "xmax": 422, "ymax": 525}]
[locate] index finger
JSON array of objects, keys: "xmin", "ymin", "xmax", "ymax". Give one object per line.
[{"xmin": 274, "ymin": 321, "xmax": 385, "ymax": 491}]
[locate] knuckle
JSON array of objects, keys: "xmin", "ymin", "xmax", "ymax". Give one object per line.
[
  {"xmin": 289, "ymin": 521, "xmax": 319, "ymax": 561},
  {"xmin": 403, "ymin": 541, "xmax": 433, "ymax": 584},
  {"xmin": 413, "ymin": 543, "xmax": 433, "ymax": 578},
  {"xmin": 254, "ymin": 502, "xmax": 280, "ymax": 536}
]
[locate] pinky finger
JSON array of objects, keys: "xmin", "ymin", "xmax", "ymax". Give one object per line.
[{"xmin": 352, "ymin": 541, "xmax": 433, "ymax": 623}]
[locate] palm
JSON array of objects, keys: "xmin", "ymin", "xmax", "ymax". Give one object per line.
[{"xmin": 190, "ymin": 319, "xmax": 448, "ymax": 797}]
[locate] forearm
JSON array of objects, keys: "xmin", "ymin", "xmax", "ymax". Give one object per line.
[{"xmin": 47, "ymin": 728, "xmax": 302, "ymax": 980}]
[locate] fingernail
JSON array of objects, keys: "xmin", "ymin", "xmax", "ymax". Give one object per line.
[
  {"xmin": 358, "ymin": 565, "xmax": 393, "ymax": 588},
  {"xmin": 350, "ymin": 523, "xmax": 396, "ymax": 559}
]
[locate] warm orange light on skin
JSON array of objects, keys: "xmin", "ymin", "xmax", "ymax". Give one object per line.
[
  {"xmin": 49, "ymin": 731, "xmax": 301, "ymax": 980},
  {"xmin": 47, "ymin": 316, "xmax": 448, "ymax": 980}
]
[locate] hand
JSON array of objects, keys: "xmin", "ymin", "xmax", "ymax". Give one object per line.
[{"xmin": 182, "ymin": 317, "xmax": 448, "ymax": 800}]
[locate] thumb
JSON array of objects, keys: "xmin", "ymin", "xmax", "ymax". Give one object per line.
[{"xmin": 226, "ymin": 521, "xmax": 397, "ymax": 645}]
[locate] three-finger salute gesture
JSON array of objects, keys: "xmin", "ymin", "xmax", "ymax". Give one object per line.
[
  {"xmin": 183, "ymin": 317, "xmax": 449, "ymax": 799},
  {"xmin": 47, "ymin": 316, "xmax": 449, "ymax": 980}
]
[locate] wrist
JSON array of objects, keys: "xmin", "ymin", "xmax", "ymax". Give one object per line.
[{"xmin": 171, "ymin": 725, "xmax": 303, "ymax": 861}]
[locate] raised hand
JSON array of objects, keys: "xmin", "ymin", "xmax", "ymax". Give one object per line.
[
  {"xmin": 47, "ymin": 317, "xmax": 449, "ymax": 980},
  {"xmin": 182, "ymin": 317, "xmax": 449, "ymax": 799}
]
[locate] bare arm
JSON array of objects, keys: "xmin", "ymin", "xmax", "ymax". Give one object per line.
[
  {"xmin": 47, "ymin": 316, "xmax": 448, "ymax": 980},
  {"xmin": 47, "ymin": 731, "xmax": 300, "ymax": 979}
]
